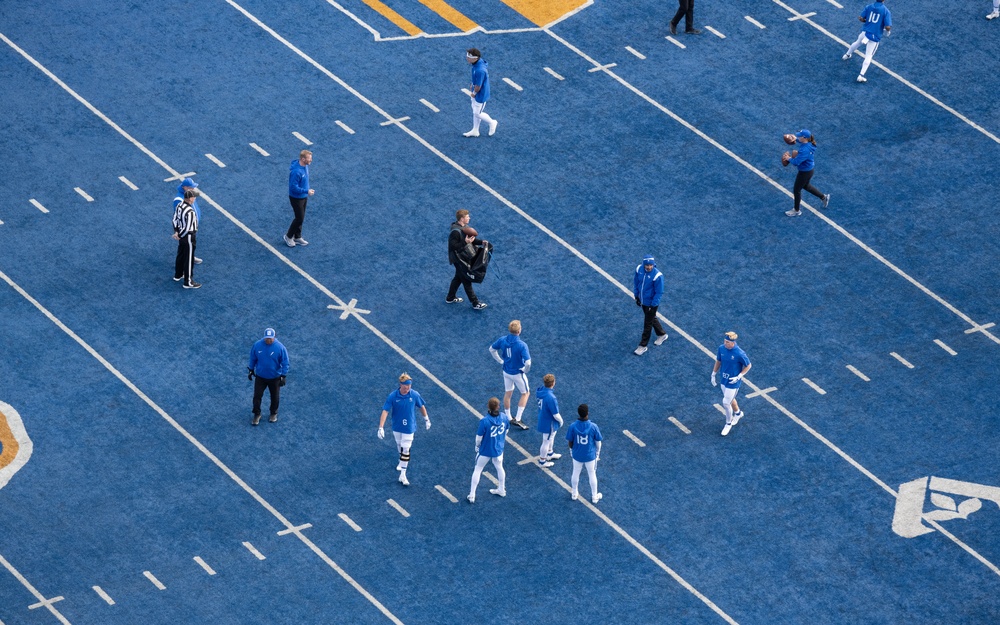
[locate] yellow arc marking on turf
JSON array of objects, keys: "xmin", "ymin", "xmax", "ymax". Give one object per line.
[
  {"xmin": 500, "ymin": 0, "xmax": 588, "ymax": 27},
  {"xmin": 361, "ymin": 0, "xmax": 422, "ymax": 36},
  {"xmin": 418, "ymin": 0, "xmax": 477, "ymax": 31},
  {"xmin": 0, "ymin": 401, "xmax": 32, "ymax": 490}
]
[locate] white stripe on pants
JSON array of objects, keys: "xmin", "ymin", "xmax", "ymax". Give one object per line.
[
  {"xmin": 540, "ymin": 427, "xmax": 558, "ymax": 460},
  {"xmin": 847, "ymin": 33, "xmax": 879, "ymax": 76}
]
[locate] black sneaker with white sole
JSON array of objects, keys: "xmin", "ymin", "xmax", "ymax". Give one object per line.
[
  {"xmin": 446, "ymin": 297, "xmax": 464, "ymax": 304},
  {"xmin": 473, "ymin": 302, "xmax": 488, "ymax": 310}
]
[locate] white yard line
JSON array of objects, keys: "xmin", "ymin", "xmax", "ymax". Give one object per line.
[
  {"xmin": 419, "ymin": 98, "xmax": 439, "ymax": 113},
  {"xmin": 92, "ymin": 585, "xmax": 115, "ymax": 605},
  {"xmin": 435, "ymin": 485, "xmax": 458, "ymax": 503},
  {"xmin": 890, "ymin": 352, "xmax": 915, "ymax": 369},
  {"xmin": 249, "ymin": 142, "xmax": 270, "ymax": 156},
  {"xmin": 118, "ymin": 175, "xmax": 139, "ymax": 190},
  {"xmin": 622, "ymin": 429, "xmax": 646, "ymax": 447},
  {"xmin": 29, "ymin": 199, "xmax": 49, "ymax": 214},
  {"xmin": 625, "ymin": 46, "xmax": 646, "ymax": 59},
  {"xmin": 193, "ymin": 556, "xmax": 216, "ymax": 575},
  {"xmin": 292, "ymin": 131, "xmax": 313, "ymax": 145},
  {"xmin": 665, "ymin": 36, "xmax": 686, "ymax": 49},
  {"xmin": 846, "ymin": 365, "xmax": 870, "ymax": 382},
  {"xmin": 74, "ymin": 187, "xmax": 94, "ymax": 202},
  {"xmin": 386, "ymin": 499, "xmax": 410, "ymax": 518},
  {"xmin": 543, "ymin": 67, "xmax": 564, "ymax": 80},
  {"xmin": 143, "ymin": 571, "xmax": 166, "ymax": 590},
  {"xmin": 242, "ymin": 541, "xmax": 266, "ymax": 560},
  {"xmin": 205, "ymin": 153, "xmax": 226, "ymax": 168},
  {"xmin": 502, "ymin": 77, "xmax": 523, "ymax": 91},
  {"xmin": 338, "ymin": 513, "xmax": 362, "ymax": 532},
  {"xmin": 934, "ymin": 339, "xmax": 957, "ymax": 356},
  {"xmin": 802, "ymin": 378, "xmax": 827, "ymax": 395},
  {"xmin": 704, "ymin": 26, "xmax": 726, "ymax": 38},
  {"xmin": 335, "ymin": 120, "xmax": 355, "ymax": 134},
  {"xmin": 744, "ymin": 16, "xmax": 767, "ymax": 29},
  {"xmin": 668, "ymin": 416, "xmax": 691, "ymax": 434}
]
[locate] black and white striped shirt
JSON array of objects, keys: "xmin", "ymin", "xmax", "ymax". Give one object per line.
[{"xmin": 172, "ymin": 201, "xmax": 198, "ymax": 237}]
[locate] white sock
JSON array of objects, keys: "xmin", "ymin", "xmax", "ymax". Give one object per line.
[{"xmin": 516, "ymin": 405, "xmax": 525, "ymax": 421}]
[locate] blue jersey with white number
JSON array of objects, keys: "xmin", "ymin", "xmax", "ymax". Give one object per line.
[
  {"xmin": 861, "ymin": 2, "xmax": 891, "ymax": 42},
  {"xmin": 717, "ymin": 344, "xmax": 751, "ymax": 389},
  {"xmin": 491, "ymin": 334, "xmax": 530, "ymax": 375},
  {"xmin": 566, "ymin": 420, "xmax": 602, "ymax": 462},
  {"xmin": 477, "ymin": 412, "xmax": 510, "ymax": 457},
  {"xmin": 382, "ymin": 389, "xmax": 425, "ymax": 434},
  {"xmin": 536, "ymin": 386, "xmax": 560, "ymax": 433}
]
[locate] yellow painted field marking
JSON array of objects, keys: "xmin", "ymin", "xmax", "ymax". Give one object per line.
[
  {"xmin": 500, "ymin": 0, "xmax": 588, "ymax": 27},
  {"xmin": 361, "ymin": 0, "xmax": 422, "ymax": 36},
  {"xmin": 0, "ymin": 407, "xmax": 19, "ymax": 469},
  {"xmin": 418, "ymin": 0, "xmax": 477, "ymax": 31}
]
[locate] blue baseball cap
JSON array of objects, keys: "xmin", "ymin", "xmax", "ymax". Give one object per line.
[
  {"xmin": 181, "ymin": 177, "xmax": 198, "ymax": 188},
  {"xmin": 264, "ymin": 328, "xmax": 275, "ymax": 338},
  {"xmin": 795, "ymin": 129, "xmax": 812, "ymax": 139}
]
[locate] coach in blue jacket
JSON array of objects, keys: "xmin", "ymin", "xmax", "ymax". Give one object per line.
[
  {"xmin": 248, "ymin": 328, "xmax": 290, "ymax": 425},
  {"xmin": 632, "ymin": 255, "xmax": 668, "ymax": 356}
]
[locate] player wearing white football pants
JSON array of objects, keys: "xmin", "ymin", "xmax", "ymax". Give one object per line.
[
  {"xmin": 468, "ymin": 398, "xmax": 510, "ymax": 503},
  {"xmin": 567, "ymin": 404, "xmax": 603, "ymax": 503},
  {"xmin": 377, "ymin": 373, "xmax": 430, "ymax": 486},
  {"xmin": 843, "ymin": 0, "xmax": 892, "ymax": 83},
  {"xmin": 712, "ymin": 332, "xmax": 752, "ymax": 436},
  {"xmin": 464, "ymin": 48, "xmax": 497, "ymax": 138}
]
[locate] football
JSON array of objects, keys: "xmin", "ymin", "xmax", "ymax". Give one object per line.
[{"xmin": 783, "ymin": 133, "xmax": 796, "ymax": 145}]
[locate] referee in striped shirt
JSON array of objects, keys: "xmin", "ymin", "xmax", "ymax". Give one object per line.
[{"xmin": 172, "ymin": 189, "xmax": 200, "ymax": 289}]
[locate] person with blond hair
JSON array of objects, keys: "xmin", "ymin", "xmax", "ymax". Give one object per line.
[
  {"xmin": 468, "ymin": 397, "xmax": 509, "ymax": 503},
  {"xmin": 378, "ymin": 373, "xmax": 430, "ymax": 486},
  {"xmin": 284, "ymin": 149, "xmax": 314, "ymax": 247},
  {"xmin": 712, "ymin": 332, "xmax": 752, "ymax": 436},
  {"xmin": 490, "ymin": 320, "xmax": 531, "ymax": 430}
]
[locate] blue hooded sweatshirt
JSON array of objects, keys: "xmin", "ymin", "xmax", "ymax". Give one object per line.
[
  {"xmin": 289, "ymin": 159, "xmax": 310, "ymax": 199},
  {"xmin": 633, "ymin": 255, "xmax": 664, "ymax": 307}
]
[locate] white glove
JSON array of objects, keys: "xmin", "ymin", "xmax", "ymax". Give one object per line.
[
  {"xmin": 711, "ymin": 372, "xmax": 717, "ymax": 387},
  {"xmin": 377, "ymin": 427, "xmax": 385, "ymax": 439},
  {"xmin": 730, "ymin": 376, "xmax": 742, "ymax": 385},
  {"xmin": 475, "ymin": 446, "xmax": 480, "ymax": 455},
  {"xmin": 522, "ymin": 360, "xmax": 531, "ymax": 374},
  {"xmin": 425, "ymin": 418, "xmax": 431, "ymax": 431},
  {"xmin": 595, "ymin": 455, "xmax": 601, "ymax": 462}
]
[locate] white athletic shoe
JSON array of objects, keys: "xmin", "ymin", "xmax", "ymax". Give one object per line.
[
  {"xmin": 987, "ymin": 10, "xmax": 999, "ymax": 19},
  {"xmin": 193, "ymin": 257, "xmax": 203, "ymax": 264},
  {"xmin": 489, "ymin": 488, "xmax": 506, "ymax": 497},
  {"xmin": 546, "ymin": 453, "xmax": 562, "ymax": 460},
  {"xmin": 592, "ymin": 493, "xmax": 603, "ymax": 504},
  {"xmin": 488, "ymin": 119, "xmax": 498, "ymax": 136},
  {"xmin": 463, "ymin": 129, "xmax": 480, "ymax": 137},
  {"xmin": 571, "ymin": 492, "xmax": 579, "ymax": 501},
  {"xmin": 654, "ymin": 333, "xmax": 669, "ymax": 346},
  {"xmin": 822, "ymin": 193, "xmax": 831, "ymax": 209},
  {"xmin": 856, "ymin": 75, "xmax": 867, "ymax": 83},
  {"xmin": 785, "ymin": 209, "xmax": 802, "ymax": 217},
  {"xmin": 842, "ymin": 52, "xmax": 852, "ymax": 60},
  {"xmin": 732, "ymin": 411, "xmax": 744, "ymax": 426},
  {"xmin": 294, "ymin": 237, "xmax": 309, "ymax": 246},
  {"xmin": 634, "ymin": 345, "xmax": 648, "ymax": 356},
  {"xmin": 537, "ymin": 459, "xmax": 554, "ymax": 468},
  {"xmin": 721, "ymin": 422, "xmax": 733, "ymax": 436},
  {"xmin": 283, "ymin": 235, "xmax": 296, "ymax": 247},
  {"xmin": 399, "ymin": 473, "xmax": 409, "ymax": 486},
  {"xmin": 467, "ymin": 494, "xmax": 475, "ymax": 503}
]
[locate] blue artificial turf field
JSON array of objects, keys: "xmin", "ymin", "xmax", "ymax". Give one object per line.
[{"xmin": 0, "ymin": 0, "xmax": 998, "ymax": 623}]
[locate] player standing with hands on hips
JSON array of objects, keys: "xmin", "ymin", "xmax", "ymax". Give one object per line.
[
  {"xmin": 468, "ymin": 397, "xmax": 509, "ymax": 503},
  {"xmin": 463, "ymin": 48, "xmax": 498, "ymax": 138},
  {"xmin": 490, "ymin": 320, "xmax": 531, "ymax": 430},
  {"xmin": 782, "ymin": 129, "xmax": 830, "ymax": 217},
  {"xmin": 712, "ymin": 331, "xmax": 752, "ymax": 436},
  {"xmin": 842, "ymin": 0, "xmax": 891, "ymax": 83},
  {"xmin": 378, "ymin": 374, "xmax": 430, "ymax": 486}
]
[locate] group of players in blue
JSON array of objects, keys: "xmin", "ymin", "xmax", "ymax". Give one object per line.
[{"xmin": 375, "ymin": 308, "xmax": 753, "ymax": 504}]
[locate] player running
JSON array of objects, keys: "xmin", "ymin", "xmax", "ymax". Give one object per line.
[
  {"xmin": 377, "ymin": 373, "xmax": 431, "ymax": 486},
  {"xmin": 712, "ymin": 332, "xmax": 752, "ymax": 436},
  {"xmin": 490, "ymin": 320, "xmax": 532, "ymax": 430},
  {"xmin": 843, "ymin": 0, "xmax": 892, "ymax": 83},
  {"xmin": 468, "ymin": 397, "xmax": 510, "ymax": 503}
]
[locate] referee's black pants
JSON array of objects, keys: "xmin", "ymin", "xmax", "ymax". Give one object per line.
[
  {"xmin": 174, "ymin": 232, "xmax": 197, "ymax": 285},
  {"xmin": 447, "ymin": 264, "xmax": 479, "ymax": 305},
  {"xmin": 640, "ymin": 305, "xmax": 666, "ymax": 346},
  {"xmin": 671, "ymin": 0, "xmax": 695, "ymax": 29},
  {"xmin": 252, "ymin": 376, "xmax": 280, "ymax": 416},
  {"xmin": 286, "ymin": 196, "xmax": 308, "ymax": 239},
  {"xmin": 793, "ymin": 169, "xmax": 824, "ymax": 211}
]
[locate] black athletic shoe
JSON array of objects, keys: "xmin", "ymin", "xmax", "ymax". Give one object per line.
[
  {"xmin": 511, "ymin": 419, "xmax": 530, "ymax": 431},
  {"xmin": 669, "ymin": 23, "xmax": 677, "ymax": 35},
  {"xmin": 473, "ymin": 302, "xmax": 488, "ymax": 310},
  {"xmin": 183, "ymin": 282, "xmax": 202, "ymax": 289},
  {"xmin": 446, "ymin": 297, "xmax": 464, "ymax": 304},
  {"xmin": 252, "ymin": 414, "xmax": 261, "ymax": 426},
  {"xmin": 269, "ymin": 413, "xmax": 278, "ymax": 423},
  {"xmin": 685, "ymin": 28, "xmax": 702, "ymax": 34}
]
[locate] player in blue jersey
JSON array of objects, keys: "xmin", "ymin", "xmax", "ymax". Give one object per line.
[
  {"xmin": 463, "ymin": 48, "xmax": 498, "ymax": 138},
  {"xmin": 468, "ymin": 397, "xmax": 510, "ymax": 503},
  {"xmin": 633, "ymin": 255, "xmax": 669, "ymax": 355},
  {"xmin": 377, "ymin": 373, "xmax": 431, "ymax": 486},
  {"xmin": 535, "ymin": 374, "xmax": 564, "ymax": 468},
  {"xmin": 566, "ymin": 404, "xmax": 603, "ymax": 504},
  {"xmin": 782, "ymin": 129, "xmax": 830, "ymax": 217},
  {"xmin": 490, "ymin": 320, "xmax": 532, "ymax": 430},
  {"xmin": 843, "ymin": 0, "xmax": 892, "ymax": 83},
  {"xmin": 712, "ymin": 331, "xmax": 752, "ymax": 436}
]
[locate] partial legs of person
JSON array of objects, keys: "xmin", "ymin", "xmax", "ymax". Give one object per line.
[
  {"xmin": 857, "ymin": 39, "xmax": 879, "ymax": 81},
  {"xmin": 790, "ymin": 170, "xmax": 824, "ymax": 215},
  {"xmin": 539, "ymin": 427, "xmax": 560, "ymax": 466},
  {"xmin": 721, "ymin": 386, "xmax": 739, "ymax": 436},
  {"xmin": 572, "ymin": 460, "xmax": 600, "ymax": 502},
  {"xmin": 989, "ymin": 0, "xmax": 999, "ymax": 19},
  {"xmin": 670, "ymin": 0, "xmax": 695, "ymax": 31},
  {"xmin": 447, "ymin": 266, "xmax": 479, "ymax": 306},
  {"xmin": 465, "ymin": 101, "xmax": 495, "ymax": 137},
  {"xmin": 504, "ymin": 372, "xmax": 530, "ymax": 429},
  {"xmin": 468, "ymin": 454, "xmax": 506, "ymax": 502},
  {"xmin": 490, "ymin": 455, "xmax": 506, "ymax": 496},
  {"xmin": 285, "ymin": 197, "xmax": 307, "ymax": 245},
  {"xmin": 394, "ymin": 432, "xmax": 415, "ymax": 485},
  {"xmin": 469, "ymin": 454, "xmax": 489, "ymax": 502},
  {"xmin": 636, "ymin": 305, "xmax": 665, "ymax": 353}
]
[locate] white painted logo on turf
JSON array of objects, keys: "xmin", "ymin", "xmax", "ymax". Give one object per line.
[
  {"xmin": 0, "ymin": 401, "xmax": 32, "ymax": 490},
  {"xmin": 892, "ymin": 476, "xmax": 1000, "ymax": 538}
]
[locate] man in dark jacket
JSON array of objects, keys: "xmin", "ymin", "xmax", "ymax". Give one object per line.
[{"xmin": 446, "ymin": 210, "xmax": 488, "ymax": 310}]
